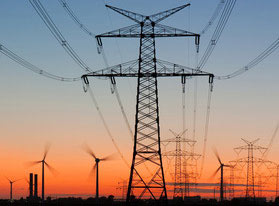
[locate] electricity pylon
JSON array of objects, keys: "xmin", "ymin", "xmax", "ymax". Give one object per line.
[
  {"xmin": 82, "ymin": 4, "xmax": 214, "ymax": 203},
  {"xmin": 234, "ymin": 138, "xmax": 267, "ymax": 198},
  {"xmin": 162, "ymin": 129, "xmax": 197, "ymax": 198}
]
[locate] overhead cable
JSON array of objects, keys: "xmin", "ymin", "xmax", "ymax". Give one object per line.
[
  {"xmin": 0, "ymin": 44, "xmax": 80, "ymax": 82},
  {"xmin": 262, "ymin": 122, "xmax": 279, "ymax": 160},
  {"xmin": 57, "ymin": 0, "xmax": 134, "ymax": 140},
  {"xmin": 216, "ymin": 37, "xmax": 279, "ymax": 80},
  {"xmin": 199, "ymin": 83, "xmax": 213, "ymax": 177},
  {"xmin": 58, "ymin": 0, "xmax": 96, "ymax": 37},
  {"xmin": 29, "ymin": 0, "xmax": 92, "ymax": 72},
  {"xmin": 86, "ymin": 86, "xmax": 130, "ymax": 168},
  {"xmin": 197, "ymin": 0, "xmax": 236, "ymax": 70},
  {"xmin": 57, "ymin": 0, "xmax": 108, "ymax": 58},
  {"xmin": 200, "ymin": 0, "xmax": 226, "ymax": 35}
]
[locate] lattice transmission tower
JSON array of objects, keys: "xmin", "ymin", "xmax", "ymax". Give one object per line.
[
  {"xmin": 82, "ymin": 4, "xmax": 214, "ymax": 203},
  {"xmin": 162, "ymin": 129, "xmax": 199, "ymax": 198},
  {"xmin": 234, "ymin": 139, "xmax": 267, "ymax": 198}
]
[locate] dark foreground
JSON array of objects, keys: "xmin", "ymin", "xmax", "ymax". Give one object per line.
[{"xmin": 1, "ymin": 196, "xmax": 279, "ymax": 206}]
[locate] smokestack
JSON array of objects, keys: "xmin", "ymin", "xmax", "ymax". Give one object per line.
[
  {"xmin": 29, "ymin": 173, "xmax": 33, "ymax": 198},
  {"xmin": 34, "ymin": 174, "xmax": 38, "ymax": 198}
]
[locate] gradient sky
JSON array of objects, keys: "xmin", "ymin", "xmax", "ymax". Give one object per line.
[{"xmin": 0, "ymin": 0, "xmax": 279, "ymax": 200}]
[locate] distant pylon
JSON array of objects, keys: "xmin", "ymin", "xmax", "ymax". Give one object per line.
[
  {"xmin": 163, "ymin": 130, "xmax": 199, "ymax": 198},
  {"xmin": 234, "ymin": 138, "xmax": 267, "ymax": 198}
]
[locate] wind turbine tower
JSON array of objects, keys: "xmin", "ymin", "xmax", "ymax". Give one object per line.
[
  {"xmin": 84, "ymin": 145, "xmax": 114, "ymax": 202},
  {"xmin": 6, "ymin": 178, "xmax": 21, "ymax": 201},
  {"xmin": 28, "ymin": 145, "xmax": 56, "ymax": 201},
  {"xmin": 212, "ymin": 148, "xmax": 231, "ymax": 202}
]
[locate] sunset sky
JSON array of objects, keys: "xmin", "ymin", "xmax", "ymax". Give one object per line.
[{"xmin": 0, "ymin": 0, "xmax": 279, "ymax": 200}]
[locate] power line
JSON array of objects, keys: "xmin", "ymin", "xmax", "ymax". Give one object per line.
[
  {"xmin": 215, "ymin": 37, "xmax": 279, "ymax": 80},
  {"xmin": 0, "ymin": 44, "xmax": 80, "ymax": 82},
  {"xmin": 57, "ymin": 0, "xmax": 134, "ymax": 142},
  {"xmin": 57, "ymin": 0, "xmax": 111, "ymax": 66},
  {"xmin": 200, "ymin": 83, "xmax": 214, "ymax": 177},
  {"xmin": 199, "ymin": 0, "xmax": 226, "ymax": 35},
  {"xmin": 197, "ymin": 0, "xmax": 236, "ymax": 70},
  {"xmin": 86, "ymin": 85, "xmax": 130, "ymax": 168},
  {"xmin": 29, "ymin": 0, "xmax": 92, "ymax": 72},
  {"xmin": 58, "ymin": 0, "xmax": 96, "ymax": 37}
]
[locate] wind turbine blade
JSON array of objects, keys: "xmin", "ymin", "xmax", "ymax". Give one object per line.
[
  {"xmin": 212, "ymin": 147, "xmax": 222, "ymax": 165},
  {"xmin": 210, "ymin": 167, "xmax": 221, "ymax": 179},
  {"xmin": 100, "ymin": 153, "xmax": 117, "ymax": 161},
  {"xmin": 89, "ymin": 164, "xmax": 97, "ymax": 178},
  {"xmin": 13, "ymin": 178, "xmax": 23, "ymax": 183},
  {"xmin": 82, "ymin": 144, "xmax": 96, "ymax": 159},
  {"xmin": 43, "ymin": 143, "xmax": 51, "ymax": 160},
  {"xmin": 24, "ymin": 161, "xmax": 41, "ymax": 167},
  {"xmin": 5, "ymin": 176, "xmax": 11, "ymax": 182},
  {"xmin": 45, "ymin": 162, "xmax": 59, "ymax": 176}
]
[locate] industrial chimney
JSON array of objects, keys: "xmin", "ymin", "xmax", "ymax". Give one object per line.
[
  {"xmin": 29, "ymin": 173, "xmax": 33, "ymax": 198},
  {"xmin": 34, "ymin": 174, "xmax": 38, "ymax": 198}
]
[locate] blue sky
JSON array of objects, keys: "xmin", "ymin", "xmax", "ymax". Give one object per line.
[{"xmin": 0, "ymin": 0, "xmax": 279, "ymax": 198}]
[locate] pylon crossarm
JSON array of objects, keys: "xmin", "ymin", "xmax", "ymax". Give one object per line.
[
  {"xmin": 149, "ymin": 4, "xmax": 190, "ymax": 23},
  {"xmin": 156, "ymin": 59, "xmax": 211, "ymax": 75},
  {"xmin": 96, "ymin": 24, "xmax": 199, "ymax": 38},
  {"xmin": 162, "ymin": 137, "xmax": 196, "ymax": 143},
  {"xmin": 154, "ymin": 24, "xmax": 199, "ymax": 37},
  {"xmin": 97, "ymin": 24, "xmax": 141, "ymax": 38},
  {"xmin": 105, "ymin": 5, "xmax": 146, "ymax": 23},
  {"xmin": 82, "ymin": 59, "xmax": 213, "ymax": 79}
]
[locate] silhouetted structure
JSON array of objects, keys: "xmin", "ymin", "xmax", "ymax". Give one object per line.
[
  {"xmin": 212, "ymin": 148, "xmax": 231, "ymax": 202},
  {"xmin": 28, "ymin": 144, "xmax": 56, "ymax": 201},
  {"xmin": 6, "ymin": 177, "xmax": 21, "ymax": 202},
  {"xmin": 34, "ymin": 174, "xmax": 38, "ymax": 198},
  {"xmin": 234, "ymin": 139, "xmax": 267, "ymax": 198},
  {"xmin": 162, "ymin": 129, "xmax": 198, "ymax": 198},
  {"xmin": 82, "ymin": 3, "xmax": 214, "ymax": 203},
  {"xmin": 83, "ymin": 145, "xmax": 114, "ymax": 204},
  {"xmin": 29, "ymin": 173, "xmax": 33, "ymax": 198}
]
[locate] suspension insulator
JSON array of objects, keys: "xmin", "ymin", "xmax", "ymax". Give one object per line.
[
  {"xmin": 209, "ymin": 75, "xmax": 214, "ymax": 84},
  {"xmin": 82, "ymin": 76, "xmax": 89, "ymax": 92},
  {"xmin": 96, "ymin": 36, "xmax": 103, "ymax": 47},
  {"xmin": 209, "ymin": 75, "xmax": 214, "ymax": 92},
  {"xmin": 181, "ymin": 75, "xmax": 186, "ymax": 84},
  {"xmin": 110, "ymin": 76, "xmax": 116, "ymax": 85},
  {"xmin": 195, "ymin": 35, "xmax": 200, "ymax": 46}
]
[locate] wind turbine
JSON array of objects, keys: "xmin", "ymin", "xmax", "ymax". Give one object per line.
[
  {"xmin": 83, "ymin": 145, "xmax": 114, "ymax": 202},
  {"xmin": 6, "ymin": 177, "xmax": 21, "ymax": 201},
  {"xmin": 27, "ymin": 144, "xmax": 57, "ymax": 201},
  {"xmin": 211, "ymin": 148, "xmax": 231, "ymax": 202}
]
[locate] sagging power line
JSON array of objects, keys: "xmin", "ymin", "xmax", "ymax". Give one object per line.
[
  {"xmin": 29, "ymin": 0, "xmax": 93, "ymax": 72},
  {"xmin": 0, "ymin": 44, "xmax": 80, "ymax": 82}
]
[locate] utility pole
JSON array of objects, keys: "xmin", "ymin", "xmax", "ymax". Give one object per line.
[{"xmin": 82, "ymin": 4, "xmax": 214, "ymax": 203}]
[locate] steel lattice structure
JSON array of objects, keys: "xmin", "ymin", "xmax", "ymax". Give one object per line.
[
  {"xmin": 234, "ymin": 139, "xmax": 267, "ymax": 198},
  {"xmin": 162, "ymin": 130, "xmax": 198, "ymax": 198},
  {"xmin": 82, "ymin": 4, "xmax": 214, "ymax": 203}
]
